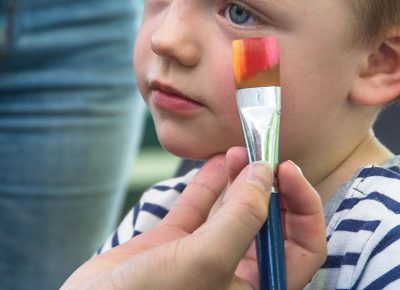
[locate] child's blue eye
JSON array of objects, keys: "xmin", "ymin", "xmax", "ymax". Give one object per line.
[{"xmin": 224, "ymin": 3, "xmax": 258, "ymax": 26}]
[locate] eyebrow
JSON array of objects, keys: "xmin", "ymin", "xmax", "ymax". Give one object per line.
[
  {"xmin": 257, "ymin": 0, "xmax": 294, "ymax": 14},
  {"xmin": 251, "ymin": 0, "xmax": 295, "ymax": 28}
]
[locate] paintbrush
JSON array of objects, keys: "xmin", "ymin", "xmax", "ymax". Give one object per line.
[{"xmin": 232, "ymin": 36, "xmax": 286, "ymax": 290}]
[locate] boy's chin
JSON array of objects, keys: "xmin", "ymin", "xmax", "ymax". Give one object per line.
[
  {"xmin": 161, "ymin": 142, "xmax": 212, "ymax": 161},
  {"xmin": 159, "ymin": 139, "xmax": 229, "ymax": 161}
]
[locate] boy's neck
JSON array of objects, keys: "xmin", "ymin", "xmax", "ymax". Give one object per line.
[{"xmin": 312, "ymin": 130, "xmax": 394, "ymax": 204}]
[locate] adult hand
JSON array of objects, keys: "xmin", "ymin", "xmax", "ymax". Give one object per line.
[{"xmin": 62, "ymin": 147, "xmax": 326, "ymax": 290}]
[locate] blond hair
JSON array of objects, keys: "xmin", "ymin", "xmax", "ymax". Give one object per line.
[{"xmin": 349, "ymin": 0, "xmax": 400, "ymax": 45}]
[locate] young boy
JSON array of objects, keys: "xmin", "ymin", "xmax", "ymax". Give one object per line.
[{"xmin": 63, "ymin": 0, "xmax": 400, "ymax": 289}]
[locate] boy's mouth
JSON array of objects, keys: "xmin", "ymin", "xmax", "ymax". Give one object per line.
[{"xmin": 150, "ymin": 81, "xmax": 204, "ymax": 111}]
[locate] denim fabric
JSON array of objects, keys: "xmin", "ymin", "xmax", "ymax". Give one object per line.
[{"xmin": 0, "ymin": 0, "xmax": 145, "ymax": 289}]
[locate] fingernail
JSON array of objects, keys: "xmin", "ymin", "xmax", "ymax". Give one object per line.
[
  {"xmin": 246, "ymin": 161, "xmax": 272, "ymax": 192},
  {"xmin": 289, "ymin": 160, "xmax": 303, "ymax": 175}
]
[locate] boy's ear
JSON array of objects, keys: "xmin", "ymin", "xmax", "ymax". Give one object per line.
[{"xmin": 350, "ymin": 28, "xmax": 400, "ymax": 106}]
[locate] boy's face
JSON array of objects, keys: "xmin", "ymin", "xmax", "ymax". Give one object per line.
[{"xmin": 135, "ymin": 0, "xmax": 365, "ymax": 161}]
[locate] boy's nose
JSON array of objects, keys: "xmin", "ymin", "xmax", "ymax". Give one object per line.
[{"xmin": 150, "ymin": 4, "xmax": 201, "ymax": 67}]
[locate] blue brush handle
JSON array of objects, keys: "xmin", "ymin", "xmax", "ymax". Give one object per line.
[
  {"xmin": 235, "ymin": 87, "xmax": 285, "ymax": 289},
  {"xmin": 256, "ymin": 191, "xmax": 286, "ymax": 290}
]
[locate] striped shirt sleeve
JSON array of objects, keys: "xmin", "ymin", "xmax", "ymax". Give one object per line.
[
  {"xmin": 352, "ymin": 215, "xmax": 400, "ymax": 289},
  {"xmin": 306, "ymin": 163, "xmax": 400, "ymax": 289},
  {"xmin": 96, "ymin": 168, "xmax": 198, "ymax": 254}
]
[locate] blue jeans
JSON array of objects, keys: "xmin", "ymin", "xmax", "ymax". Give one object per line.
[{"xmin": 0, "ymin": 0, "xmax": 145, "ymax": 289}]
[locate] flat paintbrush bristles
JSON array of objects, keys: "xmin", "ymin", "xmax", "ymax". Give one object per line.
[{"xmin": 233, "ymin": 36, "xmax": 280, "ymax": 89}]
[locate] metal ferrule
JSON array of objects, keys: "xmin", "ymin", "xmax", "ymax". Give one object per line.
[{"xmin": 236, "ymin": 86, "xmax": 281, "ymax": 167}]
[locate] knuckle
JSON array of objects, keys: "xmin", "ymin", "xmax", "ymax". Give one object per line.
[
  {"xmin": 235, "ymin": 192, "xmax": 268, "ymax": 226},
  {"xmin": 195, "ymin": 250, "xmax": 232, "ymax": 277},
  {"xmin": 187, "ymin": 180, "xmax": 220, "ymax": 199}
]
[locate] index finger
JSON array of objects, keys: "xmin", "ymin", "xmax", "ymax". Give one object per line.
[{"xmin": 159, "ymin": 154, "xmax": 228, "ymax": 233}]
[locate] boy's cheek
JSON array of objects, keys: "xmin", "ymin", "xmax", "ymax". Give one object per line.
[
  {"xmin": 133, "ymin": 31, "xmax": 152, "ymax": 97},
  {"xmin": 152, "ymin": 113, "xmax": 244, "ymax": 160},
  {"xmin": 133, "ymin": 59, "xmax": 150, "ymax": 103}
]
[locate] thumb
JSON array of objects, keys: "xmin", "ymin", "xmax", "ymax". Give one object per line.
[{"xmin": 196, "ymin": 161, "xmax": 273, "ymax": 268}]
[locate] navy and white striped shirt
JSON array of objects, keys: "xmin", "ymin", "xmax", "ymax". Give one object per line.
[{"xmin": 99, "ymin": 157, "xmax": 400, "ymax": 289}]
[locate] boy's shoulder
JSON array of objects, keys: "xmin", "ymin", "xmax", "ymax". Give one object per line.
[
  {"xmin": 310, "ymin": 156, "xmax": 400, "ymax": 290},
  {"xmin": 97, "ymin": 168, "xmax": 199, "ymax": 254},
  {"xmin": 335, "ymin": 156, "xmax": 400, "ymax": 221}
]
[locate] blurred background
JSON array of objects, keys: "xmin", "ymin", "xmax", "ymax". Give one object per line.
[
  {"xmin": 0, "ymin": 0, "xmax": 398, "ymax": 288},
  {"xmin": 374, "ymin": 102, "xmax": 400, "ymax": 156}
]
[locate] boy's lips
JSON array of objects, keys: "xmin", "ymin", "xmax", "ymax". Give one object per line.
[{"xmin": 150, "ymin": 81, "xmax": 204, "ymax": 112}]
